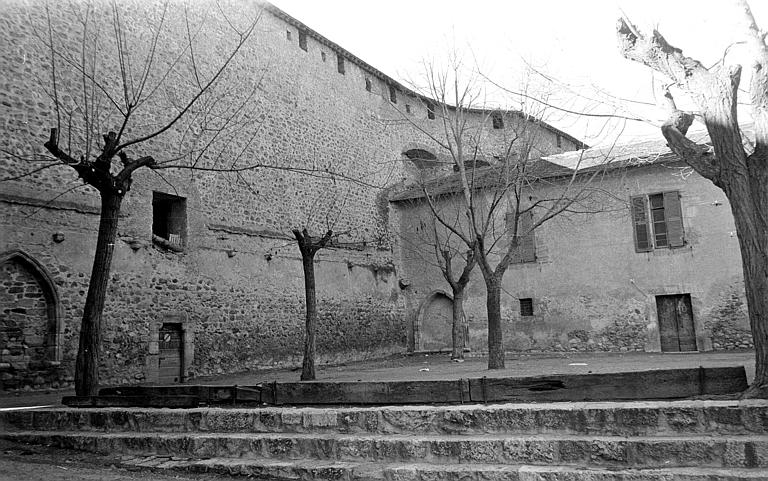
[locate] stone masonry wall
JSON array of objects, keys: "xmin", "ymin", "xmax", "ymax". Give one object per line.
[{"xmin": 0, "ymin": 0, "xmax": 578, "ymax": 390}]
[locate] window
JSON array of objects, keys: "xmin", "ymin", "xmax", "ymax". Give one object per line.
[
  {"xmin": 426, "ymin": 101, "xmax": 435, "ymax": 120},
  {"xmin": 388, "ymin": 84, "xmax": 397, "ymax": 103},
  {"xmin": 152, "ymin": 192, "xmax": 186, "ymax": 251},
  {"xmin": 336, "ymin": 54, "xmax": 345, "ymax": 74},
  {"xmin": 298, "ymin": 30, "xmax": 307, "ymax": 51},
  {"xmin": 520, "ymin": 298, "xmax": 534, "ymax": 317},
  {"xmin": 492, "ymin": 112, "xmax": 504, "ymax": 129},
  {"xmin": 405, "ymin": 104, "xmax": 412, "ymax": 114},
  {"xmin": 506, "ymin": 210, "xmax": 536, "ymax": 263},
  {"xmin": 286, "ymin": 30, "xmax": 292, "ymax": 41},
  {"xmin": 403, "ymin": 149, "xmax": 438, "ymax": 169},
  {"xmin": 321, "ymin": 51, "xmax": 326, "ymax": 62},
  {"xmin": 631, "ymin": 191, "xmax": 684, "ymax": 252},
  {"xmin": 365, "ymin": 78, "xmax": 372, "ymax": 92},
  {"xmin": 556, "ymin": 134, "xmax": 562, "ymax": 148}
]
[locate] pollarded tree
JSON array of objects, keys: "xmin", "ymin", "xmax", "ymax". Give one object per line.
[
  {"xmin": 618, "ymin": 2, "xmax": 768, "ymax": 397},
  {"xmin": 0, "ymin": 1, "xmax": 362, "ymax": 396}
]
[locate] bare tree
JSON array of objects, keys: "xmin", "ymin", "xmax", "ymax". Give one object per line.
[
  {"xmin": 399, "ymin": 195, "xmax": 476, "ymax": 360},
  {"xmin": 1, "ymin": 1, "xmax": 358, "ymax": 396},
  {"xmin": 618, "ymin": 2, "xmax": 768, "ymax": 398},
  {"xmin": 396, "ymin": 60, "xmax": 613, "ymax": 369}
]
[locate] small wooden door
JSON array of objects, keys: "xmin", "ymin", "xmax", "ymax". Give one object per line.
[
  {"xmin": 656, "ymin": 294, "xmax": 697, "ymax": 352},
  {"xmin": 158, "ymin": 323, "xmax": 183, "ymax": 383}
]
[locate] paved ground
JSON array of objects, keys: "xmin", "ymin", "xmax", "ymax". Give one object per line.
[{"xmin": 0, "ymin": 350, "xmax": 756, "ymax": 409}]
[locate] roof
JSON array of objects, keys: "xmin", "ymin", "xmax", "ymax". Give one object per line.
[
  {"xmin": 259, "ymin": 2, "xmax": 585, "ymax": 149},
  {"xmin": 389, "ymin": 159, "xmax": 575, "ymax": 202},
  {"xmin": 389, "ymin": 133, "xmax": 694, "ymax": 203}
]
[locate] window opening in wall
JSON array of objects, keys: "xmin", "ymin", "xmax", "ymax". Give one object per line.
[
  {"xmin": 520, "ymin": 298, "xmax": 534, "ymax": 317},
  {"xmin": 298, "ymin": 29, "xmax": 307, "ymax": 51},
  {"xmin": 404, "ymin": 149, "xmax": 438, "ymax": 169},
  {"xmin": 389, "ymin": 84, "xmax": 397, "ymax": 103},
  {"xmin": 152, "ymin": 192, "xmax": 187, "ymax": 251},
  {"xmin": 336, "ymin": 54, "xmax": 345, "ymax": 74},
  {"xmin": 286, "ymin": 30, "xmax": 292, "ymax": 41},
  {"xmin": 321, "ymin": 51, "xmax": 326, "ymax": 62},
  {"xmin": 506, "ymin": 210, "xmax": 536, "ymax": 263},
  {"xmin": 365, "ymin": 78, "xmax": 372, "ymax": 92},
  {"xmin": 556, "ymin": 134, "xmax": 562, "ymax": 148},
  {"xmin": 427, "ymin": 101, "xmax": 435, "ymax": 120},
  {"xmin": 405, "ymin": 104, "xmax": 412, "ymax": 114},
  {"xmin": 630, "ymin": 191, "xmax": 684, "ymax": 252},
  {"xmin": 492, "ymin": 112, "xmax": 504, "ymax": 129}
]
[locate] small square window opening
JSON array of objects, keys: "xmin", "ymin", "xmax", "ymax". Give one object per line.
[
  {"xmin": 321, "ymin": 51, "xmax": 326, "ymax": 62},
  {"xmin": 389, "ymin": 84, "xmax": 397, "ymax": 103},
  {"xmin": 152, "ymin": 192, "xmax": 187, "ymax": 251},
  {"xmin": 519, "ymin": 298, "xmax": 534, "ymax": 317},
  {"xmin": 286, "ymin": 30, "xmax": 292, "ymax": 41},
  {"xmin": 337, "ymin": 54, "xmax": 345, "ymax": 74},
  {"xmin": 298, "ymin": 30, "xmax": 307, "ymax": 51},
  {"xmin": 556, "ymin": 134, "xmax": 562, "ymax": 148},
  {"xmin": 365, "ymin": 78, "xmax": 372, "ymax": 92},
  {"xmin": 405, "ymin": 104, "xmax": 411, "ymax": 114},
  {"xmin": 492, "ymin": 112, "xmax": 504, "ymax": 129}
]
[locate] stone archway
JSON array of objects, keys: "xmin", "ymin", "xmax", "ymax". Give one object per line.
[
  {"xmin": 416, "ymin": 290, "xmax": 454, "ymax": 352},
  {"xmin": 0, "ymin": 250, "xmax": 63, "ymax": 388}
]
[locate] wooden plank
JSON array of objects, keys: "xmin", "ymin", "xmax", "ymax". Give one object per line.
[
  {"xmin": 261, "ymin": 379, "xmax": 471, "ymax": 405},
  {"xmin": 467, "ymin": 367, "xmax": 747, "ymax": 403},
  {"xmin": 63, "ymin": 395, "xmax": 199, "ymax": 408}
]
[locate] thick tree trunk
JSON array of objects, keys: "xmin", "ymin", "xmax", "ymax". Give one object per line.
[
  {"xmin": 451, "ymin": 289, "xmax": 465, "ymax": 361},
  {"xmin": 75, "ymin": 192, "xmax": 122, "ymax": 397},
  {"xmin": 299, "ymin": 249, "xmax": 317, "ymax": 381},
  {"xmin": 729, "ymin": 183, "xmax": 768, "ymax": 397},
  {"xmin": 486, "ymin": 277, "xmax": 505, "ymax": 369}
]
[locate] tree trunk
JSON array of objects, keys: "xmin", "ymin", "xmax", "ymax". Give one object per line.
[
  {"xmin": 451, "ymin": 289, "xmax": 465, "ymax": 360},
  {"xmin": 486, "ymin": 277, "xmax": 505, "ymax": 369},
  {"xmin": 299, "ymin": 248, "xmax": 318, "ymax": 381},
  {"xmin": 75, "ymin": 192, "xmax": 123, "ymax": 397},
  {"xmin": 729, "ymin": 183, "xmax": 768, "ymax": 397}
]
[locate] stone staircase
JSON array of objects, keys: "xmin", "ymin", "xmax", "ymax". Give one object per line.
[{"xmin": 1, "ymin": 400, "xmax": 767, "ymax": 480}]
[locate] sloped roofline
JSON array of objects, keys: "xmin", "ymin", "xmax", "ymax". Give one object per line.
[{"xmin": 259, "ymin": 2, "xmax": 586, "ymax": 149}]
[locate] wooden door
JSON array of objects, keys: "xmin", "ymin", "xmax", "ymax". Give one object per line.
[
  {"xmin": 158, "ymin": 323, "xmax": 183, "ymax": 383},
  {"xmin": 420, "ymin": 294, "xmax": 453, "ymax": 351},
  {"xmin": 656, "ymin": 294, "xmax": 697, "ymax": 352}
]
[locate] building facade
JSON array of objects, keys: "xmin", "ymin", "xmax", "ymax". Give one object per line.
[
  {"xmin": 392, "ymin": 140, "xmax": 751, "ymax": 355},
  {"xmin": 0, "ymin": 1, "xmax": 579, "ymax": 390}
]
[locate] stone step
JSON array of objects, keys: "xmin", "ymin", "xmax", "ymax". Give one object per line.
[
  {"xmin": 3, "ymin": 431, "xmax": 767, "ymax": 469},
  {"xmin": 3, "ymin": 400, "xmax": 767, "ymax": 436},
  {"xmin": 117, "ymin": 456, "xmax": 768, "ymax": 481}
]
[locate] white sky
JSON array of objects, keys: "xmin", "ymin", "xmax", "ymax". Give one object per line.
[{"xmin": 268, "ymin": 0, "xmax": 767, "ymax": 146}]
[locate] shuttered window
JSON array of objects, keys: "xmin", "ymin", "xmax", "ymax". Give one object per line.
[
  {"xmin": 630, "ymin": 191, "xmax": 684, "ymax": 252},
  {"xmin": 507, "ymin": 210, "xmax": 536, "ymax": 263}
]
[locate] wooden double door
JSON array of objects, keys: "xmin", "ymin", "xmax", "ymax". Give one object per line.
[{"xmin": 656, "ymin": 294, "xmax": 697, "ymax": 352}]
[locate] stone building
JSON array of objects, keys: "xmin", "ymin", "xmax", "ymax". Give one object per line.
[
  {"xmin": 0, "ymin": 1, "xmax": 580, "ymax": 390},
  {"xmin": 392, "ymin": 137, "xmax": 751, "ymax": 355}
]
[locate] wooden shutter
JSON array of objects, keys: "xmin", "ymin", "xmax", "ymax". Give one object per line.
[
  {"xmin": 631, "ymin": 196, "xmax": 652, "ymax": 252},
  {"xmin": 507, "ymin": 211, "xmax": 535, "ymax": 263},
  {"xmin": 519, "ymin": 210, "xmax": 536, "ymax": 262},
  {"xmin": 663, "ymin": 191, "xmax": 685, "ymax": 247}
]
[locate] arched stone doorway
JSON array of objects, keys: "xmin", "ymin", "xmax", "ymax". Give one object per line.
[
  {"xmin": 417, "ymin": 291, "xmax": 461, "ymax": 352},
  {"xmin": 0, "ymin": 250, "xmax": 63, "ymax": 389}
]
